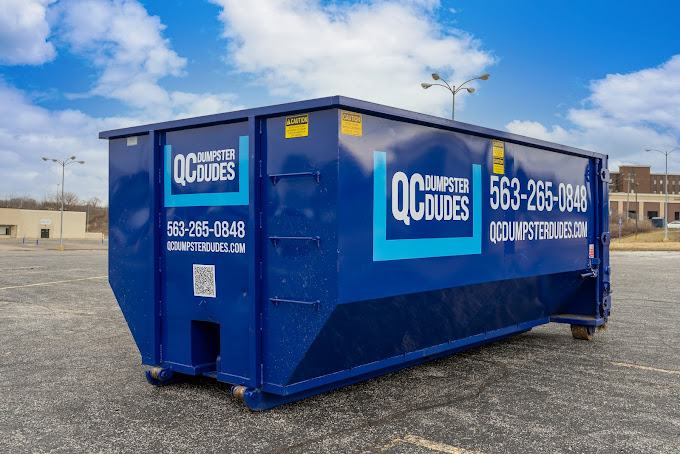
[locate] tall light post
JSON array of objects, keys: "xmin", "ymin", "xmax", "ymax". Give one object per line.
[
  {"xmin": 42, "ymin": 156, "xmax": 85, "ymax": 251},
  {"xmin": 626, "ymin": 176, "xmax": 631, "ymax": 219},
  {"xmin": 421, "ymin": 73, "xmax": 490, "ymax": 120},
  {"xmin": 646, "ymin": 147, "xmax": 677, "ymax": 242},
  {"xmin": 634, "ymin": 182, "xmax": 639, "ymax": 240}
]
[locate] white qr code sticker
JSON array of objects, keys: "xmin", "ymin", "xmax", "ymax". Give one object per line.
[{"xmin": 193, "ymin": 264, "xmax": 216, "ymax": 298}]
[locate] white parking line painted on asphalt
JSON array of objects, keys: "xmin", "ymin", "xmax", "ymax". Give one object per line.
[
  {"xmin": 0, "ymin": 265, "xmax": 46, "ymax": 271},
  {"xmin": 376, "ymin": 435, "xmax": 486, "ymax": 454},
  {"xmin": 2, "ymin": 267, "xmax": 99, "ymax": 276},
  {"xmin": 611, "ymin": 362, "xmax": 680, "ymax": 375},
  {"xmin": 0, "ymin": 276, "xmax": 107, "ymax": 290}
]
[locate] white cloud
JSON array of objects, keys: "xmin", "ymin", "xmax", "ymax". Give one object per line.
[
  {"xmin": 168, "ymin": 91, "xmax": 241, "ymax": 119},
  {"xmin": 0, "ymin": 0, "xmax": 56, "ymax": 65},
  {"xmin": 587, "ymin": 55, "xmax": 680, "ymax": 131},
  {"xmin": 210, "ymin": 0, "xmax": 494, "ymax": 116},
  {"xmin": 0, "ymin": 0, "xmax": 245, "ymax": 203},
  {"xmin": 54, "ymin": 0, "xmax": 185, "ymax": 106},
  {"xmin": 505, "ymin": 120, "xmax": 572, "ymax": 144},
  {"xmin": 506, "ymin": 56, "xmax": 680, "ymax": 173},
  {"xmin": 0, "ymin": 80, "xmax": 149, "ymax": 203},
  {"xmin": 51, "ymin": 0, "xmax": 241, "ymax": 118}
]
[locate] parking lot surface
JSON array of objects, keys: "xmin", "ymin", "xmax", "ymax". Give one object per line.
[{"xmin": 0, "ymin": 248, "xmax": 678, "ymax": 453}]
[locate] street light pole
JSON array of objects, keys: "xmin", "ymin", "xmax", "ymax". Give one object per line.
[
  {"xmin": 626, "ymin": 178, "xmax": 631, "ymax": 219},
  {"xmin": 60, "ymin": 163, "xmax": 64, "ymax": 246},
  {"xmin": 635, "ymin": 182, "xmax": 639, "ymax": 239},
  {"xmin": 42, "ymin": 156, "xmax": 85, "ymax": 251},
  {"xmin": 421, "ymin": 73, "xmax": 490, "ymax": 121},
  {"xmin": 646, "ymin": 148, "xmax": 677, "ymax": 242}
]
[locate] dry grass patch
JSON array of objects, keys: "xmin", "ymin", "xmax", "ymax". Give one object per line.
[{"xmin": 610, "ymin": 228, "xmax": 680, "ymax": 251}]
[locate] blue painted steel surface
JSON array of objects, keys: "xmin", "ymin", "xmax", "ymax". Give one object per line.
[
  {"xmin": 102, "ymin": 96, "xmax": 610, "ymax": 410},
  {"xmin": 108, "ymin": 133, "xmax": 160, "ymax": 365}
]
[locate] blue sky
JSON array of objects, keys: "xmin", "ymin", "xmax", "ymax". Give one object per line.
[{"xmin": 1, "ymin": 0, "xmax": 679, "ymax": 202}]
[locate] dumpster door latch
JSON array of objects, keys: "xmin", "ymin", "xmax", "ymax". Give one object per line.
[{"xmin": 580, "ymin": 257, "xmax": 599, "ymax": 279}]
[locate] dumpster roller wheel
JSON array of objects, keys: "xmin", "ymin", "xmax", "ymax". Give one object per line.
[
  {"xmin": 231, "ymin": 385, "xmax": 248, "ymax": 400},
  {"xmin": 145, "ymin": 367, "xmax": 185, "ymax": 386},
  {"xmin": 570, "ymin": 324, "xmax": 595, "ymax": 341}
]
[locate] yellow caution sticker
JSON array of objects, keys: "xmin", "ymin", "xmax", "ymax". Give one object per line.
[
  {"xmin": 285, "ymin": 114, "xmax": 308, "ymax": 138},
  {"xmin": 492, "ymin": 140, "xmax": 504, "ymax": 175},
  {"xmin": 341, "ymin": 111, "xmax": 362, "ymax": 136}
]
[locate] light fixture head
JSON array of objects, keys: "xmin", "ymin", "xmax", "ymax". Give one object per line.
[
  {"xmin": 431, "ymin": 73, "xmax": 440, "ymax": 80},
  {"xmin": 466, "ymin": 87, "xmax": 476, "ymax": 93},
  {"xmin": 42, "ymin": 157, "xmax": 48, "ymax": 161},
  {"xmin": 52, "ymin": 159, "xmax": 58, "ymax": 162},
  {"xmin": 78, "ymin": 161, "xmax": 85, "ymax": 164},
  {"xmin": 70, "ymin": 156, "xmax": 76, "ymax": 160},
  {"xmin": 478, "ymin": 73, "xmax": 491, "ymax": 80},
  {"xmin": 421, "ymin": 83, "xmax": 432, "ymax": 89}
]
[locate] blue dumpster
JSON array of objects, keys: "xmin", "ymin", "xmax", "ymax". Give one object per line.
[{"xmin": 100, "ymin": 96, "xmax": 611, "ymax": 410}]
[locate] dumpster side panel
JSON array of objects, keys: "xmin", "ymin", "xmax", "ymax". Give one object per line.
[
  {"xmin": 286, "ymin": 272, "xmax": 584, "ymax": 384},
  {"xmin": 261, "ymin": 109, "xmax": 340, "ymax": 388},
  {"xmin": 338, "ymin": 114, "xmax": 595, "ymax": 302},
  {"xmin": 261, "ymin": 112, "xmax": 605, "ymax": 391},
  {"xmin": 109, "ymin": 133, "xmax": 159, "ymax": 364}
]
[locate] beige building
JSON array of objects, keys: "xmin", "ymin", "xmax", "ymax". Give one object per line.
[{"xmin": 0, "ymin": 208, "xmax": 101, "ymax": 240}]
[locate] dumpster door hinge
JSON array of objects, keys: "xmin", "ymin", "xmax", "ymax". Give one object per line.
[
  {"xmin": 259, "ymin": 160, "xmax": 262, "ymax": 178},
  {"xmin": 259, "ymin": 212, "xmax": 262, "ymax": 229},
  {"xmin": 259, "ymin": 262, "xmax": 263, "ymax": 280}
]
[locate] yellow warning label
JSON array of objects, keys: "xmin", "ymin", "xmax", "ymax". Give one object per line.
[
  {"xmin": 285, "ymin": 114, "xmax": 308, "ymax": 138},
  {"xmin": 341, "ymin": 111, "xmax": 362, "ymax": 136},
  {"xmin": 492, "ymin": 140, "xmax": 504, "ymax": 175}
]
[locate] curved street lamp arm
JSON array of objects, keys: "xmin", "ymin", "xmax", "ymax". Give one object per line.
[
  {"xmin": 426, "ymin": 83, "xmax": 454, "ymax": 93},
  {"xmin": 454, "ymin": 77, "xmax": 479, "ymax": 94},
  {"xmin": 646, "ymin": 148, "xmax": 678, "ymax": 155},
  {"xmin": 436, "ymin": 77, "xmax": 453, "ymax": 92}
]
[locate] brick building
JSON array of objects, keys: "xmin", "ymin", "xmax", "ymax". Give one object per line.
[{"xmin": 609, "ymin": 165, "xmax": 680, "ymax": 222}]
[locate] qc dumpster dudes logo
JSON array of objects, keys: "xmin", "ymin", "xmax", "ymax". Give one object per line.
[
  {"xmin": 373, "ymin": 151, "xmax": 482, "ymax": 261},
  {"xmin": 164, "ymin": 136, "xmax": 249, "ymax": 207},
  {"xmin": 172, "ymin": 148, "xmax": 237, "ymax": 188}
]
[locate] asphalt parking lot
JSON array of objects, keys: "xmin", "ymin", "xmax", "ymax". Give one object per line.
[{"xmin": 1, "ymin": 246, "xmax": 678, "ymax": 454}]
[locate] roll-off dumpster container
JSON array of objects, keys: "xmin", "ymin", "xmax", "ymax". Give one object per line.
[{"xmin": 100, "ymin": 96, "xmax": 611, "ymax": 410}]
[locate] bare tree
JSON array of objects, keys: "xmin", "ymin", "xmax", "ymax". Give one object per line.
[
  {"xmin": 6, "ymin": 195, "xmax": 40, "ymax": 209},
  {"xmin": 87, "ymin": 196, "xmax": 101, "ymax": 209},
  {"xmin": 60, "ymin": 191, "xmax": 80, "ymax": 211}
]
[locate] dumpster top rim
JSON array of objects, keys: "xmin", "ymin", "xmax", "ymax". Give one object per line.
[{"xmin": 98, "ymin": 95, "xmax": 605, "ymax": 160}]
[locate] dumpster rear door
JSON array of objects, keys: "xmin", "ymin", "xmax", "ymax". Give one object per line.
[{"xmin": 160, "ymin": 121, "xmax": 254, "ymax": 383}]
